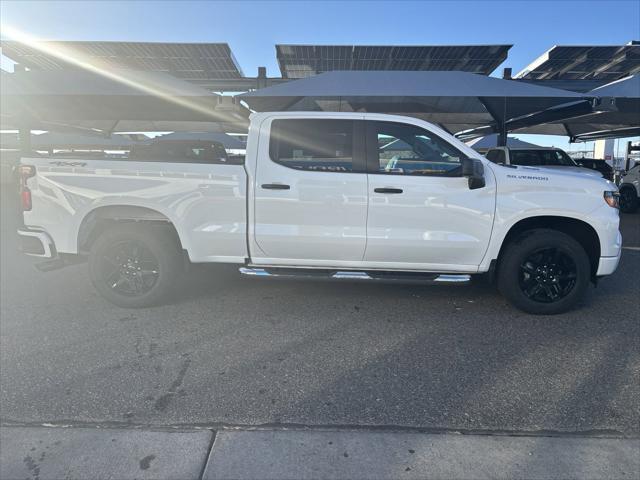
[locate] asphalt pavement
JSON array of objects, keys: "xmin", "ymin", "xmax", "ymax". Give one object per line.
[{"xmin": 1, "ymin": 186, "xmax": 639, "ymax": 436}]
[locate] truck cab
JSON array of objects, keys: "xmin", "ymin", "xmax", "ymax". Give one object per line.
[{"xmin": 17, "ymin": 112, "xmax": 622, "ymax": 315}]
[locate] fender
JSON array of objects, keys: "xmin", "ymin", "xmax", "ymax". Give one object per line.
[
  {"xmin": 72, "ymin": 199, "xmax": 193, "ymax": 258},
  {"xmin": 479, "ymin": 210, "xmax": 604, "ymax": 273}
]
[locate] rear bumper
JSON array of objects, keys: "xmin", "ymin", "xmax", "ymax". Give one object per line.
[
  {"xmin": 17, "ymin": 229, "xmax": 56, "ymax": 258},
  {"xmin": 596, "ymin": 251, "xmax": 621, "ymax": 276}
]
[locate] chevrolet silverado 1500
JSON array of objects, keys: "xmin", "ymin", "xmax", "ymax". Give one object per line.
[{"xmin": 17, "ymin": 112, "xmax": 622, "ymax": 314}]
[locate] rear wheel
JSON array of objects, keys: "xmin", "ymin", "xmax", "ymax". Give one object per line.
[
  {"xmin": 89, "ymin": 224, "xmax": 182, "ymax": 308},
  {"xmin": 497, "ymin": 229, "xmax": 591, "ymax": 315},
  {"xmin": 619, "ymin": 185, "xmax": 638, "ymax": 213}
]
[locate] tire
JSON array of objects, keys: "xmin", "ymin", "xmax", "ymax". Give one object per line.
[
  {"xmin": 619, "ymin": 185, "xmax": 638, "ymax": 213},
  {"xmin": 497, "ymin": 229, "xmax": 591, "ymax": 315},
  {"xmin": 89, "ymin": 224, "xmax": 182, "ymax": 308}
]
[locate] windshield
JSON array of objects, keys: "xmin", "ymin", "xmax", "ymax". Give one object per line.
[{"xmin": 511, "ymin": 150, "xmax": 577, "ymax": 167}]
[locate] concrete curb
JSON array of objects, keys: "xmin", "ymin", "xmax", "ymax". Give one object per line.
[
  {"xmin": 204, "ymin": 430, "xmax": 640, "ymax": 480},
  {"xmin": 1, "ymin": 426, "xmax": 638, "ymax": 480},
  {"xmin": 0, "ymin": 427, "xmax": 213, "ymax": 480}
]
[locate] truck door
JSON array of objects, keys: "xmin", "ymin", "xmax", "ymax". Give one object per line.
[
  {"xmin": 364, "ymin": 120, "xmax": 495, "ymax": 270},
  {"xmin": 252, "ymin": 116, "xmax": 368, "ymax": 265}
]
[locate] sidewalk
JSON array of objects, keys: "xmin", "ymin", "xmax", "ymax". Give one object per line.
[{"xmin": 1, "ymin": 425, "xmax": 638, "ymax": 480}]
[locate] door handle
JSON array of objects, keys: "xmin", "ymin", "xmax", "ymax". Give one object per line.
[
  {"xmin": 261, "ymin": 183, "xmax": 290, "ymax": 190},
  {"xmin": 374, "ymin": 187, "xmax": 403, "ymax": 194}
]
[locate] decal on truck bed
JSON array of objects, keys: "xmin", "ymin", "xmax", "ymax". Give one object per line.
[{"xmin": 49, "ymin": 161, "xmax": 88, "ymax": 167}]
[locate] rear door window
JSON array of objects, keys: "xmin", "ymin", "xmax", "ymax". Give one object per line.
[{"xmin": 269, "ymin": 119, "xmax": 357, "ymax": 172}]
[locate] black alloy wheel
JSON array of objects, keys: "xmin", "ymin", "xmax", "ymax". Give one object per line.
[
  {"xmin": 89, "ymin": 224, "xmax": 182, "ymax": 308},
  {"xmin": 100, "ymin": 240, "xmax": 160, "ymax": 296},
  {"xmin": 519, "ymin": 247, "xmax": 577, "ymax": 303},
  {"xmin": 497, "ymin": 229, "xmax": 591, "ymax": 315}
]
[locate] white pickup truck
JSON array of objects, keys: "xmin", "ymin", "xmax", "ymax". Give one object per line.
[{"xmin": 17, "ymin": 112, "xmax": 622, "ymax": 314}]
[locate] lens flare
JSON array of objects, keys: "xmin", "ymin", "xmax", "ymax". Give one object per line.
[{"xmin": 1, "ymin": 24, "xmax": 230, "ymax": 124}]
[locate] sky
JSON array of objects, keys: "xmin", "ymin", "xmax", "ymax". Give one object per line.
[{"xmin": 1, "ymin": 0, "xmax": 639, "ymax": 154}]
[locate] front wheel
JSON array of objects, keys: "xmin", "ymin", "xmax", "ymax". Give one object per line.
[
  {"xmin": 497, "ymin": 229, "xmax": 591, "ymax": 315},
  {"xmin": 89, "ymin": 224, "xmax": 182, "ymax": 308}
]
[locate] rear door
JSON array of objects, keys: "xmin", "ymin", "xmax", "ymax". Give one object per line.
[
  {"xmin": 363, "ymin": 120, "xmax": 495, "ymax": 270},
  {"xmin": 252, "ymin": 116, "xmax": 368, "ymax": 265}
]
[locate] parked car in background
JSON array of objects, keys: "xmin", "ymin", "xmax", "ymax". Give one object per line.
[
  {"xmin": 485, "ymin": 147, "xmax": 603, "ymax": 177},
  {"xmin": 618, "ymin": 161, "xmax": 639, "ymax": 213},
  {"xmin": 16, "ymin": 112, "xmax": 621, "ymax": 315},
  {"xmin": 574, "ymin": 158, "xmax": 615, "ymax": 181}
]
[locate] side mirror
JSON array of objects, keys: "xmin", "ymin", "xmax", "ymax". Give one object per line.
[{"xmin": 462, "ymin": 158, "xmax": 485, "ymax": 190}]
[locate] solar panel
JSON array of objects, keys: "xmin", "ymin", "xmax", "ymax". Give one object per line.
[
  {"xmin": 276, "ymin": 44, "xmax": 512, "ymax": 78},
  {"xmin": 1, "ymin": 41, "xmax": 244, "ymax": 81},
  {"xmin": 515, "ymin": 42, "xmax": 640, "ymax": 80}
]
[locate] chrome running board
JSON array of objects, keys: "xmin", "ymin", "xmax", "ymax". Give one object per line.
[{"xmin": 239, "ymin": 267, "xmax": 471, "ymax": 284}]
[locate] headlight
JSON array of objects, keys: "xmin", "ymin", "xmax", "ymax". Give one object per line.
[{"xmin": 604, "ymin": 191, "xmax": 620, "ymax": 209}]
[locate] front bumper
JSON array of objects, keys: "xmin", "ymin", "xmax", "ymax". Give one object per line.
[
  {"xmin": 596, "ymin": 250, "xmax": 622, "ymax": 276},
  {"xmin": 17, "ymin": 229, "xmax": 56, "ymax": 258}
]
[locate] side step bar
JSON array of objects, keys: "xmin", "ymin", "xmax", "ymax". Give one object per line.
[{"xmin": 239, "ymin": 267, "xmax": 471, "ymax": 284}]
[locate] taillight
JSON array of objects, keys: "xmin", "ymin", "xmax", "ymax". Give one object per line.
[
  {"xmin": 21, "ymin": 189, "xmax": 32, "ymax": 211},
  {"xmin": 18, "ymin": 165, "xmax": 36, "ymax": 212}
]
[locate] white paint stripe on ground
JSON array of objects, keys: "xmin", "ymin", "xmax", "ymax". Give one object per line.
[
  {"xmin": 622, "ymin": 246, "xmax": 640, "ymax": 251},
  {"xmin": 204, "ymin": 430, "xmax": 640, "ymax": 480}
]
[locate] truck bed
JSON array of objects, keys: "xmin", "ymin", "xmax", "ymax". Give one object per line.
[{"xmin": 21, "ymin": 157, "xmax": 249, "ymax": 263}]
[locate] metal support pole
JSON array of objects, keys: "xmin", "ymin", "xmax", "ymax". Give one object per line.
[
  {"xmin": 498, "ymin": 96, "xmax": 508, "ymax": 147},
  {"xmin": 18, "ymin": 126, "xmax": 31, "ymax": 156},
  {"xmin": 256, "ymin": 67, "xmax": 267, "ymax": 90},
  {"xmin": 497, "ymin": 125, "xmax": 507, "ymax": 147},
  {"xmin": 478, "ymin": 96, "xmax": 508, "ymax": 146}
]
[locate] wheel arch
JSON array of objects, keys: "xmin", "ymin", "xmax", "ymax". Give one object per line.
[
  {"xmin": 495, "ymin": 216, "xmax": 601, "ymax": 279},
  {"xmin": 77, "ymin": 205, "xmax": 186, "ymax": 254}
]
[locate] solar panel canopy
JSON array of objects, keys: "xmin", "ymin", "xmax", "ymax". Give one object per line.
[
  {"xmin": 276, "ymin": 44, "xmax": 512, "ymax": 78},
  {"xmin": 1, "ymin": 41, "xmax": 244, "ymax": 82},
  {"xmin": 516, "ymin": 41, "xmax": 640, "ymax": 81}
]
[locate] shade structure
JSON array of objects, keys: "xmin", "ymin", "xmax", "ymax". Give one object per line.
[
  {"xmin": 239, "ymin": 71, "xmax": 586, "ymax": 135},
  {"xmin": 6, "ymin": 120, "xmax": 237, "ymax": 135},
  {"xmin": 466, "ymin": 134, "xmax": 540, "ymax": 150},
  {"xmin": 515, "ymin": 43, "xmax": 640, "ymax": 82},
  {"xmin": 153, "ymin": 131, "xmax": 246, "ymax": 149},
  {"xmin": 276, "ymin": 44, "xmax": 512, "ymax": 78},
  {"xmin": 0, "ymin": 131, "xmax": 144, "ymax": 150},
  {"xmin": 513, "ymin": 75, "xmax": 640, "ymax": 140},
  {"xmin": 0, "ymin": 68, "xmax": 250, "ymax": 133},
  {"xmin": 1, "ymin": 41, "xmax": 244, "ymax": 83}
]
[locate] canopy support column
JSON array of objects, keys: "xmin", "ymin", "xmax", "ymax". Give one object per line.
[
  {"xmin": 19, "ymin": 126, "xmax": 31, "ymax": 155},
  {"xmin": 497, "ymin": 128, "xmax": 507, "ymax": 147},
  {"xmin": 478, "ymin": 96, "xmax": 508, "ymax": 147}
]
